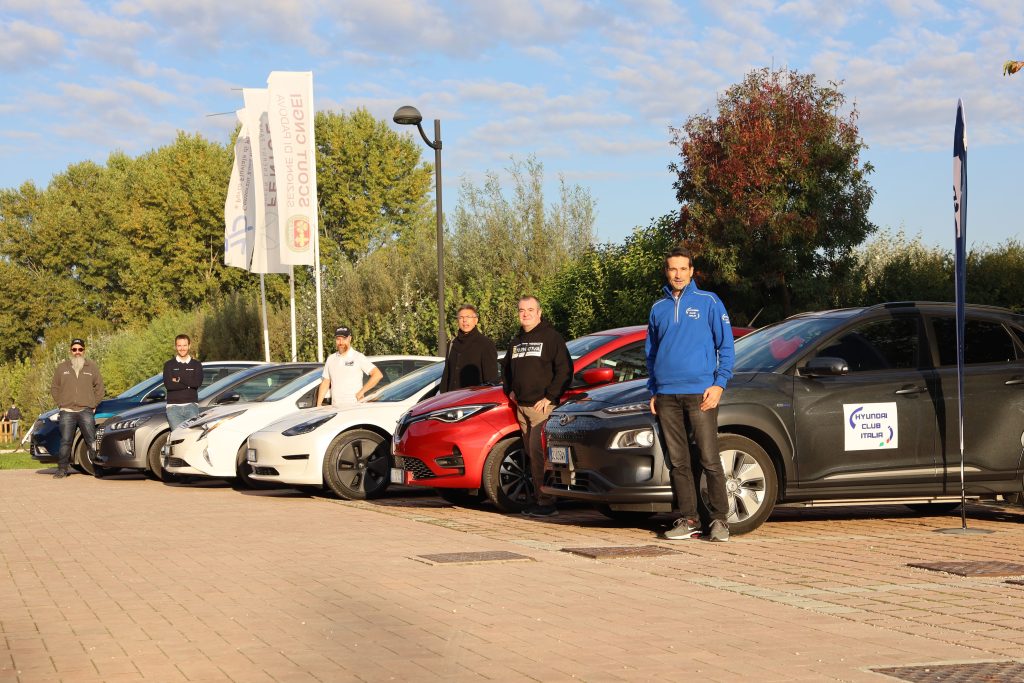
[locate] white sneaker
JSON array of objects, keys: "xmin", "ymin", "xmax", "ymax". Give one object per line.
[{"xmin": 664, "ymin": 518, "xmax": 701, "ymax": 540}]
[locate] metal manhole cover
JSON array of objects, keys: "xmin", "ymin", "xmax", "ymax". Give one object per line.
[
  {"xmin": 413, "ymin": 551, "xmax": 534, "ymax": 565},
  {"xmin": 907, "ymin": 561, "xmax": 1024, "ymax": 577},
  {"xmin": 561, "ymin": 545, "xmax": 679, "ymax": 559},
  {"xmin": 872, "ymin": 660, "xmax": 1024, "ymax": 682}
]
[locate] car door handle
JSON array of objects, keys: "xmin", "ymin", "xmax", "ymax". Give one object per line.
[
  {"xmin": 894, "ymin": 385, "xmax": 926, "ymax": 395},
  {"xmin": 1005, "ymin": 377, "xmax": 1024, "ymax": 386}
]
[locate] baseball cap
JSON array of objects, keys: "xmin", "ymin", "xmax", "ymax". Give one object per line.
[
  {"xmin": 70, "ymin": 338, "xmax": 85, "ymax": 348},
  {"xmin": 334, "ymin": 326, "xmax": 352, "ymax": 338}
]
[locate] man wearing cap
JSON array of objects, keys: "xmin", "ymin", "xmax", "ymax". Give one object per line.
[
  {"xmin": 50, "ymin": 338, "xmax": 104, "ymax": 478},
  {"xmin": 315, "ymin": 327, "xmax": 383, "ymax": 408}
]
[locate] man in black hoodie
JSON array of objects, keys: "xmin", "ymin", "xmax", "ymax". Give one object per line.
[
  {"xmin": 441, "ymin": 304, "xmax": 499, "ymax": 392},
  {"xmin": 164, "ymin": 334, "xmax": 203, "ymax": 431},
  {"xmin": 502, "ymin": 295, "xmax": 571, "ymax": 517}
]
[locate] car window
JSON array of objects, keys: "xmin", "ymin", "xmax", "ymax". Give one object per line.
[
  {"xmin": 734, "ymin": 317, "xmax": 844, "ymax": 372},
  {"xmin": 368, "ymin": 362, "xmax": 444, "ymax": 402},
  {"xmin": 814, "ymin": 317, "xmax": 920, "ymax": 372},
  {"xmin": 373, "ymin": 360, "xmax": 409, "ymax": 387},
  {"xmin": 262, "ymin": 369, "xmax": 322, "ymax": 402},
  {"xmin": 117, "ymin": 375, "xmax": 162, "ymax": 399},
  {"xmin": 203, "ymin": 366, "xmax": 239, "ymax": 386},
  {"xmin": 931, "ymin": 317, "xmax": 1019, "ymax": 365},
  {"xmin": 566, "ymin": 335, "xmax": 618, "ymax": 360},
  {"xmin": 230, "ymin": 367, "xmax": 312, "ymax": 402},
  {"xmin": 572, "ymin": 341, "xmax": 647, "ymax": 387}
]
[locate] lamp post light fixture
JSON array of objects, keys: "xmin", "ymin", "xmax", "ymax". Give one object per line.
[{"xmin": 393, "ymin": 105, "xmax": 447, "ymax": 356}]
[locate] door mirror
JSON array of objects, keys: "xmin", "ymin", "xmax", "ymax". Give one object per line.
[
  {"xmin": 580, "ymin": 368, "xmax": 615, "ymax": 386},
  {"xmin": 801, "ymin": 356, "xmax": 849, "ymax": 377},
  {"xmin": 216, "ymin": 392, "xmax": 242, "ymax": 404},
  {"xmin": 143, "ymin": 390, "xmax": 166, "ymax": 403}
]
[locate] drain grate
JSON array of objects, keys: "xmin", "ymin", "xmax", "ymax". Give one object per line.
[
  {"xmin": 872, "ymin": 660, "xmax": 1024, "ymax": 682},
  {"xmin": 907, "ymin": 561, "xmax": 1024, "ymax": 577},
  {"xmin": 561, "ymin": 545, "xmax": 679, "ymax": 559},
  {"xmin": 413, "ymin": 550, "xmax": 534, "ymax": 565}
]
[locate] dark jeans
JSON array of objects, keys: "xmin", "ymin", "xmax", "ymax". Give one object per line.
[
  {"xmin": 166, "ymin": 403, "xmax": 200, "ymax": 431},
  {"xmin": 654, "ymin": 394, "xmax": 729, "ymax": 524},
  {"xmin": 58, "ymin": 409, "xmax": 96, "ymax": 470}
]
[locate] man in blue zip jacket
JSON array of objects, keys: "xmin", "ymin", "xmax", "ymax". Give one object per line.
[{"xmin": 646, "ymin": 246, "xmax": 735, "ymax": 541}]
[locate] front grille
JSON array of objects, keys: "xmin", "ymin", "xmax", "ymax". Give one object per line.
[
  {"xmin": 253, "ymin": 466, "xmax": 279, "ymax": 475},
  {"xmin": 394, "ymin": 456, "xmax": 436, "ymax": 480},
  {"xmin": 166, "ymin": 457, "xmax": 188, "ymax": 467},
  {"xmin": 546, "ymin": 471, "xmax": 592, "ymax": 492}
]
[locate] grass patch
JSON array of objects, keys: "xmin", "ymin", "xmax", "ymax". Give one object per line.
[{"xmin": 0, "ymin": 451, "xmax": 40, "ymax": 470}]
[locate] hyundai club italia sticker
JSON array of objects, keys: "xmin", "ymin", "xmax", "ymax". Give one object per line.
[{"xmin": 844, "ymin": 403, "xmax": 898, "ymax": 451}]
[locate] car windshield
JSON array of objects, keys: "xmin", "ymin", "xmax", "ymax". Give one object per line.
[
  {"xmin": 261, "ymin": 369, "xmax": 322, "ymax": 402},
  {"xmin": 367, "ymin": 362, "xmax": 444, "ymax": 402},
  {"xmin": 116, "ymin": 374, "xmax": 161, "ymax": 399},
  {"xmin": 734, "ymin": 316, "xmax": 846, "ymax": 372},
  {"xmin": 199, "ymin": 366, "xmax": 265, "ymax": 400},
  {"xmin": 566, "ymin": 335, "xmax": 616, "ymax": 360}
]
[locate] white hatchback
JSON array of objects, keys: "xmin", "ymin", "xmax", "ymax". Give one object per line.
[
  {"xmin": 165, "ymin": 356, "xmax": 440, "ymax": 485},
  {"xmin": 245, "ymin": 361, "xmax": 446, "ymax": 499}
]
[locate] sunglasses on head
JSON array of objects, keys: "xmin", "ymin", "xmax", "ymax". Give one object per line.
[{"xmin": 71, "ymin": 347, "xmax": 84, "ymax": 352}]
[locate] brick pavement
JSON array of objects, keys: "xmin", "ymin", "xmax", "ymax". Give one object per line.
[{"xmin": 1, "ymin": 467, "xmax": 1023, "ymax": 682}]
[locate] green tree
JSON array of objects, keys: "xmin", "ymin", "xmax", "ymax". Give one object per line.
[
  {"xmin": 315, "ymin": 109, "xmax": 434, "ymax": 261},
  {"xmin": 671, "ymin": 67, "xmax": 876, "ymax": 320}
]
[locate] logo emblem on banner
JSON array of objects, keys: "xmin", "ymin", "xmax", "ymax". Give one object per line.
[
  {"xmin": 287, "ymin": 216, "xmax": 311, "ymax": 252},
  {"xmin": 843, "ymin": 403, "xmax": 898, "ymax": 451}
]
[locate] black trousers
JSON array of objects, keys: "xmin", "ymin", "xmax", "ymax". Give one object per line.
[{"xmin": 654, "ymin": 394, "xmax": 729, "ymax": 523}]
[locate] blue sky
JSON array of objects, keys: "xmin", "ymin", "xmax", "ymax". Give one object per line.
[{"xmin": 2, "ymin": 0, "xmax": 1022, "ymax": 251}]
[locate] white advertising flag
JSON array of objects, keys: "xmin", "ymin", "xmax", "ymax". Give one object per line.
[
  {"xmin": 266, "ymin": 71, "xmax": 317, "ymax": 266},
  {"xmin": 224, "ymin": 111, "xmax": 255, "ymax": 270},
  {"xmin": 243, "ymin": 88, "xmax": 289, "ymax": 274}
]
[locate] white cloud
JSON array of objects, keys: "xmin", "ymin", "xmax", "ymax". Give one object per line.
[{"xmin": 0, "ymin": 20, "xmax": 64, "ymax": 69}]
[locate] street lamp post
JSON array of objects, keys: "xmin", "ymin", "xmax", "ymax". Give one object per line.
[{"xmin": 393, "ymin": 105, "xmax": 447, "ymax": 357}]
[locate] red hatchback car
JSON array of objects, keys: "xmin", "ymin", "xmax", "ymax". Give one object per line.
[{"xmin": 391, "ymin": 324, "xmax": 751, "ymax": 512}]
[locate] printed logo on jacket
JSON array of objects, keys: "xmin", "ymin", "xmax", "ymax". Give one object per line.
[{"xmin": 511, "ymin": 342, "xmax": 544, "ymax": 358}]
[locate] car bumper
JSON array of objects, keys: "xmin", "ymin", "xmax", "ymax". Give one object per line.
[
  {"xmin": 96, "ymin": 428, "xmax": 148, "ymax": 469},
  {"xmin": 391, "ymin": 408, "xmax": 516, "ymax": 489},
  {"xmin": 245, "ymin": 433, "xmax": 321, "ymax": 486},
  {"xmin": 165, "ymin": 431, "xmax": 230, "ymax": 478}
]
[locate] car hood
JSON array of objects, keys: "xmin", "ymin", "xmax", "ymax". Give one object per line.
[
  {"xmin": 556, "ymin": 373, "xmax": 760, "ymax": 413},
  {"xmin": 260, "ymin": 406, "xmax": 338, "ymax": 433},
  {"xmin": 105, "ymin": 402, "xmax": 165, "ymax": 422},
  {"xmin": 408, "ymin": 384, "xmax": 506, "ymax": 416}
]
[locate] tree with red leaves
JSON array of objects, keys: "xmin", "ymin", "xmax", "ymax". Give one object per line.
[{"xmin": 670, "ymin": 68, "xmax": 876, "ymax": 320}]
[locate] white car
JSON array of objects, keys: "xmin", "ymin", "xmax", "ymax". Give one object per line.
[
  {"xmin": 245, "ymin": 360, "xmax": 448, "ymax": 499},
  {"xmin": 165, "ymin": 356, "xmax": 440, "ymax": 486}
]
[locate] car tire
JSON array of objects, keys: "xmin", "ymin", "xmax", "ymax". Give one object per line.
[
  {"xmin": 905, "ymin": 502, "xmax": 961, "ymax": 514},
  {"xmin": 596, "ymin": 505, "xmax": 655, "ymax": 523},
  {"xmin": 699, "ymin": 434, "xmax": 778, "ymax": 535},
  {"xmin": 147, "ymin": 432, "xmax": 178, "ymax": 483},
  {"xmin": 322, "ymin": 429, "xmax": 391, "ymax": 500},
  {"xmin": 235, "ymin": 444, "xmax": 277, "ymax": 490},
  {"xmin": 482, "ymin": 437, "xmax": 532, "ymax": 513},
  {"xmin": 74, "ymin": 439, "xmax": 99, "ymax": 477},
  {"xmin": 437, "ymin": 488, "xmax": 486, "ymax": 506}
]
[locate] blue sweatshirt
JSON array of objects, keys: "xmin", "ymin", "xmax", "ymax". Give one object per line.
[{"xmin": 646, "ymin": 282, "xmax": 735, "ymax": 395}]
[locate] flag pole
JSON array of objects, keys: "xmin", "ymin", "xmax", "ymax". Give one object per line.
[
  {"xmin": 290, "ymin": 266, "xmax": 297, "ymax": 362},
  {"xmin": 314, "ymin": 200, "xmax": 324, "ymax": 363},
  {"xmin": 936, "ymin": 98, "xmax": 991, "ymax": 536}
]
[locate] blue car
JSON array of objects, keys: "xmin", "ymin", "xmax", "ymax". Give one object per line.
[{"xmin": 30, "ymin": 361, "xmax": 259, "ymax": 474}]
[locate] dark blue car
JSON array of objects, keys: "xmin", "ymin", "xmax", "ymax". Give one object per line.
[{"xmin": 31, "ymin": 361, "xmax": 259, "ymax": 473}]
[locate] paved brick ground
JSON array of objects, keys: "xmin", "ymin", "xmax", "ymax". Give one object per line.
[{"xmin": 2, "ymin": 467, "xmax": 1023, "ymax": 682}]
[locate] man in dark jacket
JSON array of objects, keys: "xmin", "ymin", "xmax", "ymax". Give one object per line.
[
  {"xmin": 441, "ymin": 304, "xmax": 499, "ymax": 392},
  {"xmin": 502, "ymin": 295, "xmax": 571, "ymax": 517},
  {"xmin": 5, "ymin": 404, "xmax": 22, "ymax": 441},
  {"xmin": 50, "ymin": 338, "xmax": 104, "ymax": 478},
  {"xmin": 164, "ymin": 334, "xmax": 204, "ymax": 431}
]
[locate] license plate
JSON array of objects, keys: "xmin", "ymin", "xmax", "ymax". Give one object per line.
[
  {"xmin": 548, "ymin": 445, "xmax": 570, "ymax": 465},
  {"xmin": 390, "ymin": 467, "xmax": 405, "ymax": 484},
  {"xmin": 247, "ymin": 448, "xmax": 257, "ymax": 463}
]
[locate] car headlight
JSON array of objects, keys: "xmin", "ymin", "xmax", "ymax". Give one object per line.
[
  {"xmin": 109, "ymin": 414, "xmax": 153, "ymax": 431},
  {"xmin": 190, "ymin": 410, "xmax": 246, "ymax": 440},
  {"xmin": 424, "ymin": 404, "xmax": 497, "ymax": 423},
  {"xmin": 603, "ymin": 402, "xmax": 651, "ymax": 415},
  {"xmin": 282, "ymin": 414, "xmax": 336, "ymax": 436},
  {"xmin": 610, "ymin": 428, "xmax": 656, "ymax": 449}
]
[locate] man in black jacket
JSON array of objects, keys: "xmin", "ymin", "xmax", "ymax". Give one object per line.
[
  {"xmin": 164, "ymin": 334, "xmax": 203, "ymax": 431},
  {"xmin": 441, "ymin": 304, "xmax": 499, "ymax": 393},
  {"xmin": 502, "ymin": 295, "xmax": 571, "ymax": 517}
]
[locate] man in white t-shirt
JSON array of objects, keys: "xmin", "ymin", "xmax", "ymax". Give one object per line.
[{"xmin": 315, "ymin": 326, "xmax": 383, "ymax": 408}]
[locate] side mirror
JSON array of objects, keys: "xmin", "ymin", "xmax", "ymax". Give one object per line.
[
  {"xmin": 580, "ymin": 368, "xmax": 615, "ymax": 386},
  {"xmin": 801, "ymin": 356, "xmax": 849, "ymax": 377},
  {"xmin": 144, "ymin": 390, "xmax": 166, "ymax": 403},
  {"xmin": 216, "ymin": 392, "xmax": 241, "ymax": 404}
]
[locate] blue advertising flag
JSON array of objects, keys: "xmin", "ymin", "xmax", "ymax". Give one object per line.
[{"xmin": 952, "ymin": 99, "xmax": 968, "ymax": 524}]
